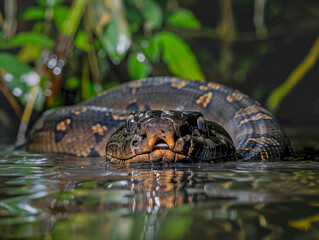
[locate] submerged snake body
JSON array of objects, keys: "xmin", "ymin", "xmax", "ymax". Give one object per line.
[{"xmin": 28, "ymin": 77, "xmax": 294, "ymax": 162}]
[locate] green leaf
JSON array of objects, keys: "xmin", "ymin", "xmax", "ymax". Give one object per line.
[
  {"xmin": 127, "ymin": 52, "xmax": 151, "ymax": 80},
  {"xmin": 158, "ymin": 32, "xmax": 204, "ymax": 80},
  {"xmin": 60, "ymin": 0, "xmax": 87, "ymax": 36},
  {"xmin": 167, "ymin": 8, "xmax": 201, "ymax": 29},
  {"xmin": 21, "ymin": 7, "xmax": 45, "ymax": 20},
  {"xmin": 65, "ymin": 77, "xmax": 80, "ymax": 89},
  {"xmin": 139, "ymin": 36, "xmax": 160, "ymax": 63},
  {"xmin": 18, "ymin": 44, "xmax": 42, "ymax": 62},
  {"xmin": 100, "ymin": 20, "xmax": 131, "ymax": 64},
  {"xmin": 126, "ymin": 9, "xmax": 142, "ymax": 34},
  {"xmin": 74, "ymin": 30, "xmax": 91, "ymax": 51},
  {"xmin": 0, "ymin": 32, "xmax": 54, "ymax": 49},
  {"xmin": 33, "ymin": 22, "xmax": 44, "ymax": 32},
  {"xmin": 142, "ymin": 0, "xmax": 162, "ymax": 31},
  {"xmin": 103, "ymin": 80, "xmax": 118, "ymax": 90},
  {"xmin": 0, "ymin": 53, "xmax": 44, "ymax": 108},
  {"xmin": 53, "ymin": 7, "xmax": 69, "ymax": 31},
  {"xmin": 0, "ymin": 53, "xmax": 31, "ymax": 76}
]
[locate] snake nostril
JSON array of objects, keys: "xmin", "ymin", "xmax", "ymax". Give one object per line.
[
  {"xmin": 141, "ymin": 134, "xmax": 147, "ymax": 139},
  {"xmin": 132, "ymin": 141, "xmax": 138, "ymax": 147}
]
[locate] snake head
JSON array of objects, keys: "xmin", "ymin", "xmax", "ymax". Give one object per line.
[{"xmin": 105, "ymin": 110, "xmax": 236, "ymax": 164}]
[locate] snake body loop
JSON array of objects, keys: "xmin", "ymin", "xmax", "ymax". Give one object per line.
[{"xmin": 27, "ymin": 77, "xmax": 295, "ymax": 162}]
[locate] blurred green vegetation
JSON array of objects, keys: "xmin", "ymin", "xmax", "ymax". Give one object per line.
[{"xmin": 0, "ymin": 0, "xmax": 318, "ymax": 114}]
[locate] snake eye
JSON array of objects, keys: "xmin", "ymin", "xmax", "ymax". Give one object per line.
[
  {"xmin": 197, "ymin": 116, "xmax": 206, "ymax": 132},
  {"xmin": 126, "ymin": 115, "xmax": 135, "ymax": 131}
]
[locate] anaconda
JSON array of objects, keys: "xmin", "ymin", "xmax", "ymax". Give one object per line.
[
  {"xmin": 27, "ymin": 77, "xmax": 295, "ymax": 162},
  {"xmin": 106, "ymin": 110, "xmax": 237, "ymax": 164}
]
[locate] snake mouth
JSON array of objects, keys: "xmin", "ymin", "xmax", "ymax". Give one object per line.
[
  {"xmin": 107, "ymin": 148, "xmax": 190, "ymax": 165},
  {"xmin": 153, "ymin": 139, "xmax": 169, "ymax": 150}
]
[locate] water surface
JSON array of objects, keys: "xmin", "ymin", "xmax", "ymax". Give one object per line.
[{"xmin": 0, "ymin": 130, "xmax": 319, "ymax": 239}]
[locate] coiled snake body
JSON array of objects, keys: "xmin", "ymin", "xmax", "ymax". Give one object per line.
[{"xmin": 28, "ymin": 77, "xmax": 294, "ymax": 163}]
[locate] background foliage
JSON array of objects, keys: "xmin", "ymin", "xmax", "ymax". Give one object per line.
[{"xmin": 0, "ymin": 0, "xmax": 318, "ymax": 140}]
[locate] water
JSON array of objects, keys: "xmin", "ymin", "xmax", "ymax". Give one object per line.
[{"xmin": 0, "ymin": 129, "xmax": 319, "ymax": 239}]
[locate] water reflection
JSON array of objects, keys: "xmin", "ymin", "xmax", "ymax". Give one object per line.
[{"xmin": 0, "ymin": 151, "xmax": 319, "ymax": 239}]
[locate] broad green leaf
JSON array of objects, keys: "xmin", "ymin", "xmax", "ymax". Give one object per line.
[
  {"xmin": 167, "ymin": 8, "xmax": 201, "ymax": 29},
  {"xmin": 74, "ymin": 30, "xmax": 91, "ymax": 51},
  {"xmin": 87, "ymin": 0, "xmax": 111, "ymax": 36},
  {"xmin": 94, "ymin": 0, "xmax": 131, "ymax": 64},
  {"xmin": 142, "ymin": 0, "xmax": 162, "ymax": 31},
  {"xmin": 0, "ymin": 32, "xmax": 54, "ymax": 49},
  {"xmin": 139, "ymin": 36, "xmax": 160, "ymax": 63},
  {"xmin": 100, "ymin": 20, "xmax": 131, "ymax": 64},
  {"xmin": 158, "ymin": 32, "xmax": 204, "ymax": 80},
  {"xmin": 127, "ymin": 52, "xmax": 151, "ymax": 80},
  {"xmin": 126, "ymin": 9, "xmax": 142, "ymax": 34},
  {"xmin": 33, "ymin": 22, "xmax": 44, "ymax": 32},
  {"xmin": 18, "ymin": 44, "xmax": 42, "ymax": 62},
  {"xmin": 0, "ymin": 53, "xmax": 31, "ymax": 76},
  {"xmin": 21, "ymin": 7, "xmax": 45, "ymax": 20},
  {"xmin": 0, "ymin": 53, "xmax": 44, "ymax": 108},
  {"xmin": 53, "ymin": 6, "xmax": 69, "ymax": 31}
]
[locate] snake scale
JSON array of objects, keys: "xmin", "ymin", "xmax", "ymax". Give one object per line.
[{"xmin": 27, "ymin": 77, "xmax": 295, "ymax": 162}]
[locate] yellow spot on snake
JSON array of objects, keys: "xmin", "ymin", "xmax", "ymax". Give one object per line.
[
  {"xmin": 199, "ymin": 86, "xmax": 208, "ymax": 91},
  {"xmin": 241, "ymin": 147, "xmax": 253, "ymax": 152},
  {"xmin": 259, "ymin": 148, "xmax": 269, "ymax": 162},
  {"xmin": 171, "ymin": 81, "xmax": 187, "ymax": 89},
  {"xmin": 207, "ymin": 82, "xmax": 221, "ymax": 90},
  {"xmin": 226, "ymin": 91, "xmax": 246, "ymax": 102},
  {"xmin": 200, "ymin": 82, "xmax": 221, "ymax": 91},
  {"xmin": 238, "ymin": 113, "xmax": 272, "ymax": 126},
  {"xmin": 34, "ymin": 122, "xmax": 44, "ymax": 131},
  {"xmin": 233, "ymin": 106, "xmax": 260, "ymax": 119},
  {"xmin": 97, "ymin": 91, "xmax": 108, "ymax": 97},
  {"xmin": 113, "ymin": 114, "xmax": 126, "ymax": 120},
  {"xmin": 128, "ymin": 99, "xmax": 137, "ymax": 104},
  {"xmin": 56, "ymin": 118, "xmax": 71, "ymax": 131},
  {"xmin": 248, "ymin": 137, "xmax": 280, "ymax": 146},
  {"xmin": 71, "ymin": 107, "xmax": 88, "ymax": 115},
  {"xmin": 129, "ymin": 81, "xmax": 142, "ymax": 94},
  {"xmin": 196, "ymin": 92, "xmax": 213, "ymax": 108},
  {"xmin": 92, "ymin": 123, "xmax": 108, "ymax": 135}
]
